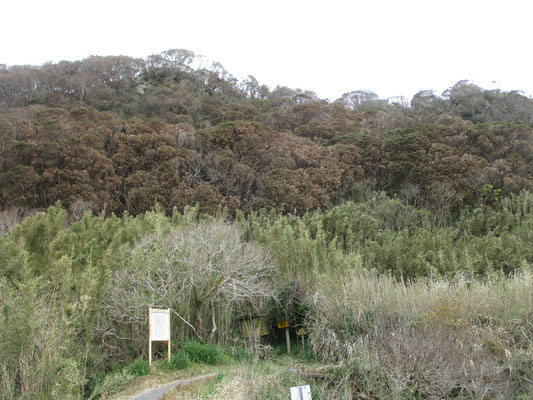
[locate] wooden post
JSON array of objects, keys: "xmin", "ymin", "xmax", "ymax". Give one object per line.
[
  {"xmin": 296, "ymin": 328, "xmax": 307, "ymax": 349},
  {"xmin": 285, "ymin": 326, "xmax": 291, "ymax": 354},
  {"xmin": 168, "ymin": 339, "xmax": 171, "ymax": 362}
]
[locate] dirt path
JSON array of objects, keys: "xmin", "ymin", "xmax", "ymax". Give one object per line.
[{"xmin": 130, "ymin": 373, "xmax": 217, "ymax": 400}]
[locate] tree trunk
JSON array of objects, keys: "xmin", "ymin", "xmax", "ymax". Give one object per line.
[{"xmin": 209, "ymin": 302, "xmax": 217, "ymax": 342}]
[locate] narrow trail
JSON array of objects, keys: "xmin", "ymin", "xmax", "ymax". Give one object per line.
[{"xmin": 130, "ymin": 373, "xmax": 217, "ymax": 400}]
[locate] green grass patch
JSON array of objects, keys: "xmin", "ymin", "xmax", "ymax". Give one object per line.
[
  {"xmin": 180, "ymin": 341, "xmax": 228, "ymax": 365},
  {"xmin": 124, "ymin": 358, "xmax": 150, "ymax": 377}
]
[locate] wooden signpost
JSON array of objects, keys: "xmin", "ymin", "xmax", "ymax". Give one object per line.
[
  {"xmin": 148, "ymin": 307, "xmax": 171, "ymax": 366},
  {"xmin": 296, "ymin": 328, "xmax": 307, "ymax": 347}
]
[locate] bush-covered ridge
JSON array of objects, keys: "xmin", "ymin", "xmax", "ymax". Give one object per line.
[
  {"xmin": 1, "ymin": 107, "xmax": 532, "ymax": 216},
  {"xmin": 1, "ymin": 50, "xmax": 533, "ymax": 216}
]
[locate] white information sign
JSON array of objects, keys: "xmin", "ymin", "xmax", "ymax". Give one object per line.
[
  {"xmin": 150, "ymin": 309, "xmax": 170, "ymax": 341},
  {"xmin": 290, "ymin": 385, "xmax": 312, "ymax": 400},
  {"xmin": 148, "ymin": 308, "xmax": 171, "ymax": 365}
]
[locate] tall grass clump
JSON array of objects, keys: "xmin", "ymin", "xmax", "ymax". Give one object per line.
[{"xmin": 308, "ymin": 269, "xmax": 533, "ymax": 399}]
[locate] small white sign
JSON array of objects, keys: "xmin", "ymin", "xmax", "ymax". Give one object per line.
[
  {"xmin": 290, "ymin": 385, "xmax": 312, "ymax": 400},
  {"xmin": 150, "ymin": 308, "xmax": 170, "ymax": 341}
]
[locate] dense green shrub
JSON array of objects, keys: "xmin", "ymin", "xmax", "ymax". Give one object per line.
[
  {"xmin": 228, "ymin": 346, "xmax": 254, "ymax": 362},
  {"xmin": 124, "ymin": 358, "xmax": 150, "ymax": 377},
  {"xmin": 169, "ymin": 351, "xmax": 191, "ymax": 370},
  {"xmin": 180, "ymin": 341, "xmax": 227, "ymax": 365}
]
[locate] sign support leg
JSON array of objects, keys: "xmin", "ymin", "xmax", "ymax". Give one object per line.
[
  {"xmin": 149, "ymin": 339, "xmax": 152, "ymax": 366},
  {"xmin": 148, "ymin": 307, "xmax": 152, "ymax": 366}
]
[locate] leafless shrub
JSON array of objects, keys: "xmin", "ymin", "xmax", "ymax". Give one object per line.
[
  {"xmin": 102, "ymin": 220, "xmax": 277, "ymax": 355},
  {"xmin": 399, "ymin": 183, "xmax": 421, "ymax": 207},
  {"xmin": 373, "ymin": 327, "xmax": 510, "ymax": 399},
  {"xmin": 0, "ymin": 208, "xmax": 22, "ymax": 234},
  {"xmin": 0, "ymin": 207, "xmax": 36, "ymax": 234},
  {"xmin": 67, "ymin": 199, "xmax": 94, "ymax": 224}
]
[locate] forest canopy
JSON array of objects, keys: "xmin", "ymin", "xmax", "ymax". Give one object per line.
[{"xmin": 1, "ymin": 50, "xmax": 533, "ymax": 216}]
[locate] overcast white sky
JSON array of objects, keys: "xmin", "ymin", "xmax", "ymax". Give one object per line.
[{"xmin": 2, "ymin": 0, "xmax": 532, "ymax": 101}]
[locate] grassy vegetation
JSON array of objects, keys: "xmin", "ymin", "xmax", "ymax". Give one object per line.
[
  {"xmin": 308, "ymin": 270, "xmax": 533, "ymax": 399},
  {"xmin": 102, "ymin": 343, "xmax": 330, "ymax": 400}
]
